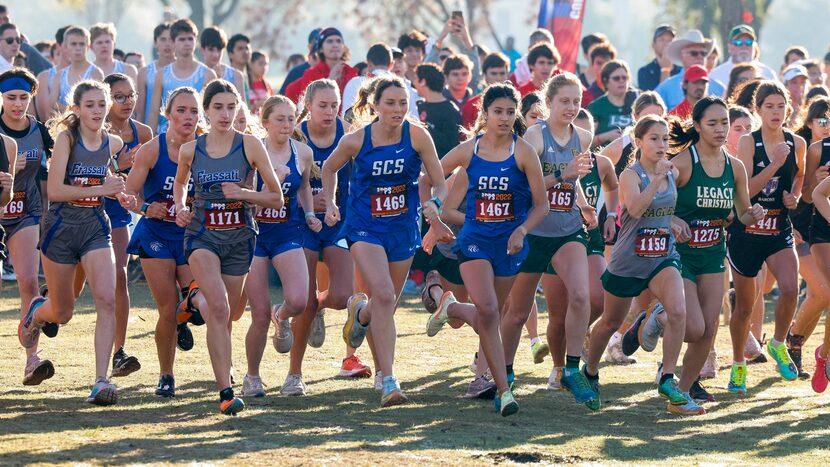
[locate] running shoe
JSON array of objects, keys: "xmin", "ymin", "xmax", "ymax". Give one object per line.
[
  {"xmin": 242, "ymin": 374, "xmax": 266, "ymax": 397},
  {"xmin": 375, "ymin": 371, "xmax": 383, "ymax": 392},
  {"xmin": 342, "ymin": 293, "xmax": 369, "ymax": 348},
  {"xmin": 464, "ymin": 375, "xmax": 497, "ymax": 399},
  {"xmin": 621, "ymin": 310, "xmax": 646, "ymax": 356},
  {"xmin": 2, "ymin": 260, "xmax": 16, "ymax": 281},
  {"xmin": 155, "ymin": 374, "xmax": 175, "ymax": 398},
  {"xmin": 786, "ymin": 332, "xmax": 810, "ymax": 379},
  {"xmin": 86, "ymin": 378, "xmax": 118, "ymax": 406},
  {"xmin": 699, "ymin": 350, "xmax": 718, "ymax": 380},
  {"xmin": 272, "ymin": 306, "xmax": 294, "ymax": 354},
  {"xmin": 380, "ymin": 375, "xmax": 408, "ymax": 407},
  {"xmin": 426, "ymin": 291, "xmax": 456, "ymax": 337},
  {"xmin": 812, "ymin": 346, "xmax": 829, "ymax": 393},
  {"xmin": 23, "ymin": 351, "xmax": 54, "ymax": 386},
  {"xmin": 727, "ymin": 363, "xmax": 747, "ymax": 395},
  {"xmin": 583, "ymin": 366, "xmax": 601, "ymax": 411},
  {"xmin": 531, "ymin": 339, "xmax": 550, "ymax": 364},
  {"xmin": 37, "ymin": 286, "xmax": 59, "ymax": 338},
  {"xmin": 111, "ymin": 348, "xmax": 141, "ymax": 378},
  {"xmin": 176, "ymin": 281, "xmax": 200, "ymax": 324},
  {"xmin": 667, "ymin": 392, "xmax": 706, "ymax": 415},
  {"xmin": 176, "ymin": 322, "xmax": 194, "ymax": 351},
  {"xmin": 421, "ymin": 270, "xmax": 441, "ymax": 314},
  {"xmin": 18, "ymin": 297, "xmax": 46, "ymax": 349},
  {"xmin": 606, "ymin": 334, "xmax": 637, "ymax": 364},
  {"xmin": 309, "ymin": 309, "xmax": 326, "ymax": 348},
  {"xmin": 638, "ymin": 301, "xmax": 664, "ymax": 352},
  {"xmin": 497, "ymin": 390, "xmax": 519, "ymax": 417},
  {"xmin": 547, "ymin": 366, "xmax": 563, "ymax": 391},
  {"xmin": 507, "ymin": 368, "xmax": 515, "ymax": 389},
  {"xmin": 230, "ymin": 366, "xmax": 235, "ymax": 386},
  {"xmin": 280, "ymin": 373, "xmax": 306, "ymax": 396},
  {"xmin": 657, "ymin": 376, "xmax": 687, "ymax": 405},
  {"xmin": 745, "ymin": 333, "xmax": 767, "ymax": 363},
  {"xmin": 690, "ymin": 379, "xmax": 715, "ymax": 403},
  {"xmin": 339, "ymin": 355, "xmax": 372, "ymax": 378},
  {"xmin": 560, "ymin": 367, "xmax": 598, "ymax": 404},
  {"xmin": 767, "ymin": 340, "xmax": 798, "ymax": 381},
  {"xmin": 219, "ymin": 397, "xmax": 245, "ymax": 416}
]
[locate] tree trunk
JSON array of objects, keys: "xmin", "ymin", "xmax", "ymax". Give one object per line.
[{"xmin": 186, "ymin": 0, "xmax": 206, "ymax": 32}]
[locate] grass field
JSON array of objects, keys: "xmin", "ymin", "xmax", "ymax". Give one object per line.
[{"xmin": 2, "ymin": 279, "xmax": 830, "ymax": 466}]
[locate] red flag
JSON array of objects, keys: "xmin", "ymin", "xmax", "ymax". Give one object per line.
[{"xmin": 538, "ymin": 0, "xmax": 587, "ymax": 73}]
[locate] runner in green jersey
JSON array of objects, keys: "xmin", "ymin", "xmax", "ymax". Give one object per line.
[{"xmin": 668, "ymin": 97, "xmax": 763, "ymax": 410}]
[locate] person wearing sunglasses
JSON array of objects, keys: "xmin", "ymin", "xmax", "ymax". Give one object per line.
[
  {"xmin": 656, "ymin": 29, "xmax": 725, "ymax": 110},
  {"xmin": 0, "ymin": 23, "xmax": 22, "ymax": 73},
  {"xmin": 708, "ymin": 24, "xmax": 776, "ymax": 88},
  {"xmin": 588, "ymin": 59, "xmax": 638, "ymax": 147}
]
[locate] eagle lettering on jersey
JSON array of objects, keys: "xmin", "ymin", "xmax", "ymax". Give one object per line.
[
  {"xmin": 542, "ymin": 161, "xmax": 570, "ymax": 175},
  {"xmin": 696, "ymin": 186, "xmax": 734, "ymax": 209},
  {"xmin": 70, "ymin": 164, "xmax": 107, "ymax": 176},
  {"xmin": 478, "ymin": 176, "xmax": 509, "ymax": 191},
  {"xmin": 196, "ymin": 169, "xmax": 240, "ymax": 184},
  {"xmin": 642, "ymin": 206, "xmax": 675, "ymax": 218},
  {"xmin": 371, "ymin": 159, "xmax": 404, "ymax": 176}
]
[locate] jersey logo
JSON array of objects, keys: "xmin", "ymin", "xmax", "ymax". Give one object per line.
[
  {"xmin": 761, "ymin": 176, "xmax": 779, "ymax": 196},
  {"xmin": 756, "ymin": 161, "xmax": 765, "ymax": 168},
  {"xmin": 150, "ymin": 241, "xmax": 164, "ymax": 252},
  {"xmin": 467, "ymin": 244, "xmax": 480, "ymax": 253}
]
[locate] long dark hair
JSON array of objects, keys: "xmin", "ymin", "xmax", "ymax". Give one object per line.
[
  {"xmin": 631, "ymin": 114, "xmax": 668, "ymax": 161},
  {"xmin": 795, "ymin": 96, "xmax": 830, "ymax": 142},
  {"xmin": 47, "ymin": 80, "xmax": 111, "ymax": 148},
  {"xmin": 202, "ymin": 79, "xmax": 240, "ymax": 110},
  {"xmin": 668, "ymin": 96, "xmax": 728, "ymax": 153},
  {"xmin": 468, "ymin": 82, "xmax": 526, "ymax": 138},
  {"xmin": 729, "ymin": 78, "xmax": 763, "ymax": 108}
]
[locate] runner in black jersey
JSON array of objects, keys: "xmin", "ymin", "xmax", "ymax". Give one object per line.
[{"xmin": 726, "ymin": 81, "xmax": 806, "ymax": 393}]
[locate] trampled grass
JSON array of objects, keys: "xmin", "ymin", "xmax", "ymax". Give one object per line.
[{"xmin": 1, "ymin": 281, "xmax": 830, "ymax": 466}]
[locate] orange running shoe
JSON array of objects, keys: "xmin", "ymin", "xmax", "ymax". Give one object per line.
[
  {"xmin": 219, "ymin": 397, "xmax": 245, "ymax": 416},
  {"xmin": 339, "ymin": 355, "xmax": 372, "ymax": 378},
  {"xmin": 176, "ymin": 281, "xmax": 200, "ymax": 324}
]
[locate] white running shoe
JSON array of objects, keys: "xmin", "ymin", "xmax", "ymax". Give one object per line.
[
  {"xmin": 309, "ymin": 309, "xmax": 326, "ymax": 348},
  {"xmin": 242, "ymin": 374, "xmax": 266, "ymax": 397},
  {"xmin": 699, "ymin": 350, "xmax": 718, "ymax": 379},
  {"xmin": 547, "ymin": 366, "xmax": 564, "ymax": 391},
  {"xmin": 272, "ymin": 306, "xmax": 294, "ymax": 354},
  {"xmin": 280, "ymin": 373, "xmax": 306, "ymax": 396}
]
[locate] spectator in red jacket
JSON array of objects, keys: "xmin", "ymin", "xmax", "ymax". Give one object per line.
[
  {"xmin": 517, "ymin": 42, "xmax": 560, "ymax": 97},
  {"xmin": 285, "ymin": 27, "xmax": 357, "ymax": 104},
  {"xmin": 461, "ymin": 52, "xmax": 509, "ymax": 128}
]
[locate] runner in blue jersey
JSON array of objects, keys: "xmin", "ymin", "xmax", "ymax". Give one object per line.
[
  {"xmin": 326, "ymin": 75, "xmax": 450, "ymax": 407},
  {"xmin": 293, "ymin": 79, "xmax": 374, "ymax": 384},
  {"xmin": 148, "ymin": 19, "xmax": 217, "ymax": 133},
  {"xmin": 136, "ymin": 23, "xmax": 174, "ymax": 124},
  {"xmin": 422, "ymin": 83, "xmax": 548, "ymax": 416},
  {"xmin": 122, "ymin": 87, "xmax": 204, "ymax": 398},
  {"xmin": 172, "ymin": 79, "xmax": 282, "ymax": 415},
  {"xmin": 0, "ymin": 69, "xmax": 55, "ymax": 386},
  {"xmin": 18, "ymin": 80, "xmax": 133, "ymax": 406},
  {"xmin": 243, "ymin": 95, "xmax": 322, "ymax": 398}
]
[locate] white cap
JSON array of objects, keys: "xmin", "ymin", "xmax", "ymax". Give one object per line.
[{"xmin": 783, "ymin": 64, "xmax": 808, "ymax": 82}]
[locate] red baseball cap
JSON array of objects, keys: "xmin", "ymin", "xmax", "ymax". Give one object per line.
[{"xmin": 684, "ymin": 65, "xmax": 709, "ymax": 82}]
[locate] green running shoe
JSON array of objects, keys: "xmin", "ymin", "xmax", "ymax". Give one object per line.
[
  {"xmin": 657, "ymin": 377, "xmax": 687, "ymax": 405},
  {"xmin": 727, "ymin": 363, "xmax": 747, "ymax": 395},
  {"xmin": 766, "ymin": 340, "xmax": 798, "ymax": 381}
]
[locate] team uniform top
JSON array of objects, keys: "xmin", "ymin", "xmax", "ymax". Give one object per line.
[
  {"xmin": 458, "ymin": 133, "xmax": 530, "ymax": 239},
  {"xmin": 185, "ymin": 132, "xmax": 255, "ymax": 246},
  {"xmin": 157, "ymin": 63, "xmax": 209, "ymax": 132},
  {"xmin": 222, "ymin": 66, "xmax": 236, "ymax": 83},
  {"xmin": 143, "ymin": 61, "xmax": 159, "ymax": 123},
  {"xmin": 607, "ymin": 161, "xmax": 679, "ymax": 279},
  {"xmin": 59, "ymin": 64, "xmax": 96, "ymax": 106},
  {"xmin": 104, "ymin": 119, "xmax": 141, "ymax": 225},
  {"xmin": 728, "ymin": 129, "xmax": 797, "ymax": 239},
  {"xmin": 531, "ymin": 122, "xmax": 584, "ymax": 238},
  {"xmin": 614, "ymin": 134, "xmax": 636, "ymax": 177},
  {"xmin": 580, "ymin": 153, "xmax": 606, "ymax": 246},
  {"xmin": 342, "ymin": 120, "xmax": 421, "ymax": 234},
  {"xmin": 809, "ymin": 137, "xmax": 830, "ymax": 243},
  {"xmin": 48, "ymin": 132, "xmax": 112, "ymax": 225},
  {"xmin": 300, "ymin": 119, "xmax": 348, "ymax": 221},
  {"xmin": 675, "ymin": 145, "xmax": 735, "ymax": 257},
  {"xmin": 137, "ymin": 133, "xmax": 195, "ymax": 241},
  {"xmin": 0, "ymin": 116, "xmax": 48, "ymax": 224},
  {"xmin": 109, "ymin": 60, "xmax": 126, "ymax": 76},
  {"xmin": 255, "ymin": 139, "xmax": 303, "ymax": 237}
]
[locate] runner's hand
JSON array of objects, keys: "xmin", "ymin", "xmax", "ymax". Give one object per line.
[
  {"xmin": 221, "ymin": 182, "xmax": 245, "ymax": 200},
  {"xmin": 562, "ymin": 152, "xmax": 592, "ymax": 180},
  {"xmin": 749, "ymin": 203, "xmax": 765, "ymax": 223},
  {"xmin": 783, "ymin": 190, "xmax": 798, "ymax": 210},
  {"xmin": 770, "ymin": 142, "xmax": 789, "ymax": 167},
  {"xmin": 671, "ymin": 217, "xmax": 691, "ymax": 243},
  {"xmin": 581, "ymin": 205, "xmax": 598, "ymax": 229},
  {"xmin": 507, "ymin": 227, "xmax": 526, "ymax": 255},
  {"xmin": 176, "ymin": 206, "xmax": 193, "ymax": 228},
  {"xmin": 603, "ymin": 215, "xmax": 616, "ymax": 242},
  {"xmin": 101, "ymin": 174, "xmax": 126, "ymax": 196},
  {"xmin": 305, "ymin": 214, "xmax": 322, "ymax": 233},
  {"xmin": 325, "ymin": 203, "xmax": 340, "ymax": 227},
  {"xmin": 146, "ymin": 201, "xmax": 169, "ymax": 219}
]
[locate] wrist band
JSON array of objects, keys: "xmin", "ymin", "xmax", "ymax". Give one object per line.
[
  {"xmin": 305, "ymin": 212, "xmax": 317, "ymax": 219},
  {"xmin": 141, "ymin": 202, "xmax": 150, "ymax": 214}
]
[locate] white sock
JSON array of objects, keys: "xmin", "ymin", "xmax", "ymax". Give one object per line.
[
  {"xmin": 771, "ymin": 337, "xmax": 784, "ymax": 347},
  {"xmin": 530, "ymin": 337, "xmax": 542, "ymax": 347},
  {"xmin": 608, "ymin": 331, "xmax": 622, "ymax": 347},
  {"xmin": 733, "ymin": 360, "xmax": 746, "ymax": 366}
]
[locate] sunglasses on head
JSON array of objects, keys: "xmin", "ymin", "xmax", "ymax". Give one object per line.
[
  {"xmin": 3, "ymin": 37, "xmax": 20, "ymax": 45},
  {"xmin": 684, "ymin": 50, "xmax": 707, "ymax": 58},
  {"xmin": 112, "ymin": 92, "xmax": 137, "ymax": 104},
  {"xmin": 733, "ymin": 39, "xmax": 754, "ymax": 47}
]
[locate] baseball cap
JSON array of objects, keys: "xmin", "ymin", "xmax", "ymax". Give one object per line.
[
  {"xmin": 683, "ymin": 64, "xmax": 709, "ymax": 82},
  {"xmin": 316, "ymin": 27, "xmax": 343, "ymax": 52},
  {"xmin": 783, "ymin": 64, "xmax": 808, "ymax": 82},
  {"xmin": 391, "ymin": 47, "xmax": 403, "ymax": 58},
  {"xmin": 653, "ymin": 24, "xmax": 676, "ymax": 41},
  {"xmin": 729, "ymin": 24, "xmax": 756, "ymax": 40}
]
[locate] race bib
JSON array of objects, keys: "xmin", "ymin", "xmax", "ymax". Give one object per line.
[
  {"xmin": 635, "ymin": 227, "xmax": 670, "ymax": 257},
  {"xmin": 2, "ymin": 191, "xmax": 26, "ymax": 219},
  {"xmin": 476, "ymin": 192, "xmax": 514, "ymax": 222},
  {"xmin": 158, "ymin": 195, "xmax": 192, "ymax": 222},
  {"xmin": 547, "ymin": 182, "xmax": 575, "ymax": 212},
  {"xmin": 371, "ymin": 184, "xmax": 408, "ymax": 217},
  {"xmin": 68, "ymin": 176, "xmax": 103, "ymax": 207},
  {"xmin": 205, "ymin": 201, "xmax": 245, "ymax": 230},
  {"xmin": 745, "ymin": 209, "xmax": 780, "ymax": 236},
  {"xmin": 256, "ymin": 198, "xmax": 289, "ymax": 223},
  {"xmin": 688, "ymin": 219, "xmax": 724, "ymax": 248}
]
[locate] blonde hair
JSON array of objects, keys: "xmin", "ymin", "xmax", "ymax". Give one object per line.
[
  {"xmin": 543, "ymin": 71, "xmax": 582, "ymax": 103},
  {"xmin": 47, "ymin": 80, "xmax": 111, "ymax": 148},
  {"xmin": 260, "ymin": 95, "xmax": 307, "ymax": 144},
  {"xmin": 234, "ymin": 102, "xmax": 265, "ymax": 138},
  {"xmin": 298, "ymin": 79, "xmax": 339, "ymax": 123},
  {"xmin": 163, "ymin": 86, "xmax": 206, "ymax": 135},
  {"xmin": 90, "ymin": 22, "xmax": 117, "ymax": 43}
]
